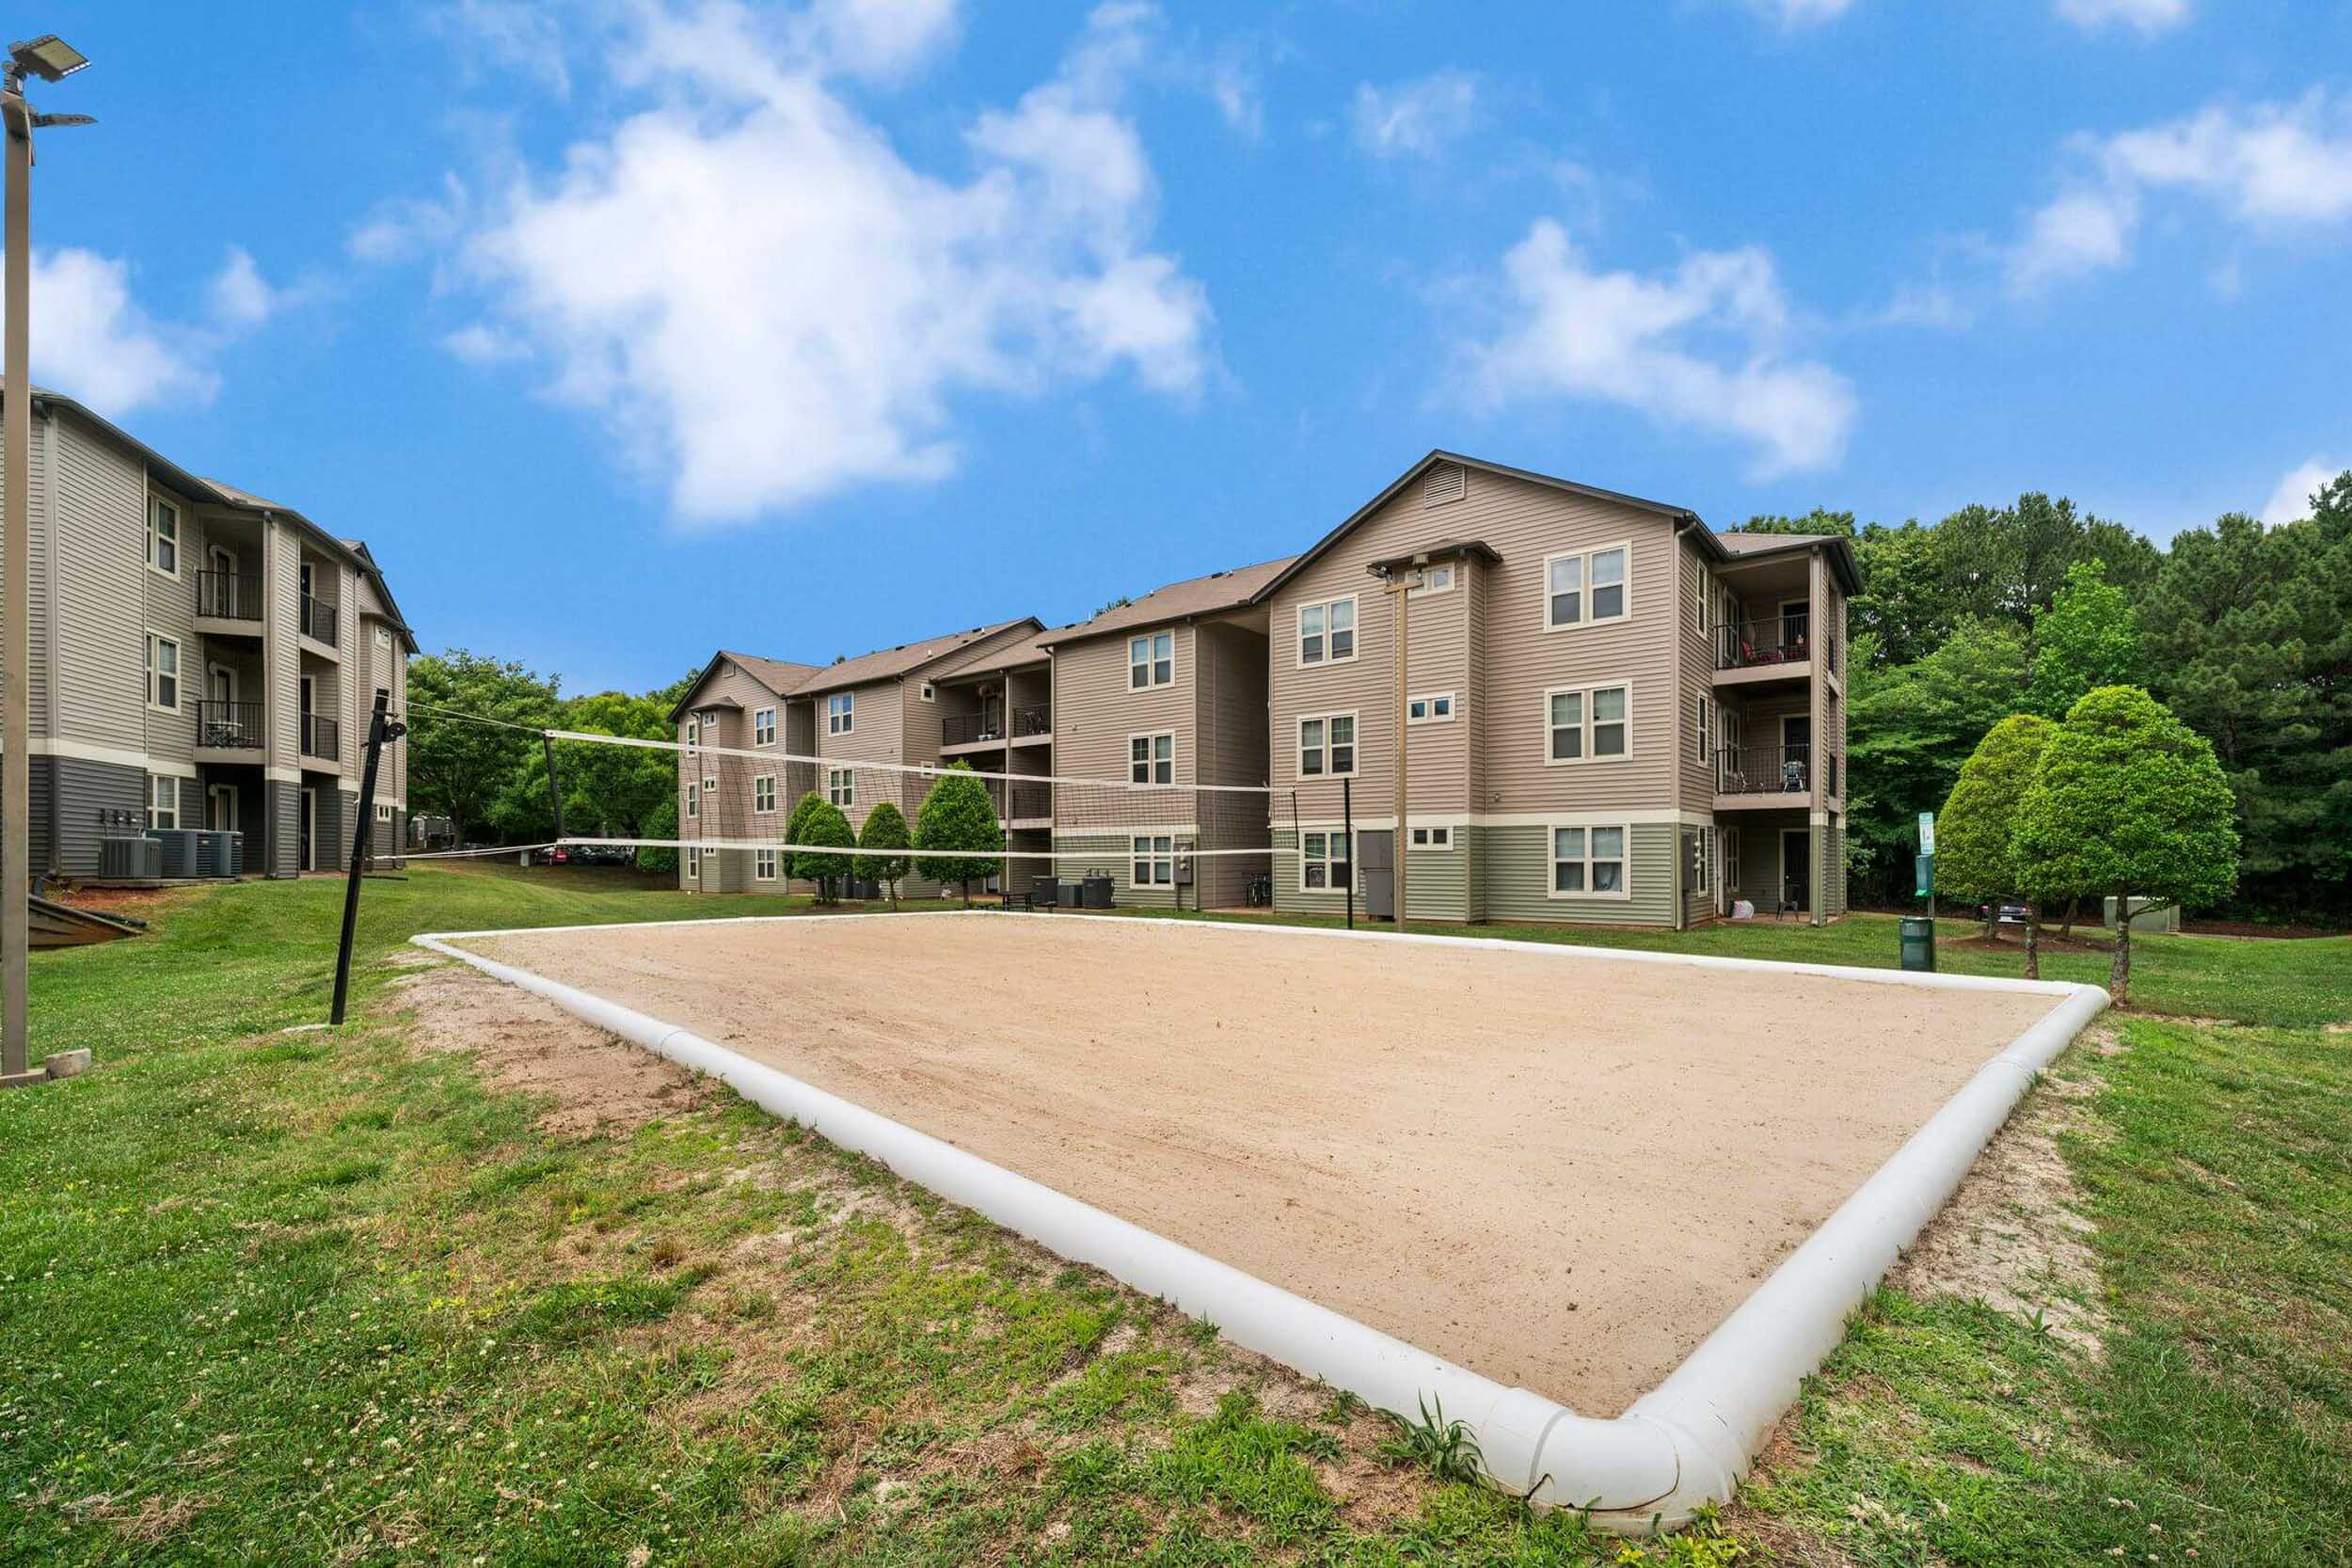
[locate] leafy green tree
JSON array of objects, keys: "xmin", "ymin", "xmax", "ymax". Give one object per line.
[
  {"xmin": 1849, "ymin": 521, "xmax": 1949, "ymax": 668},
  {"xmin": 557, "ymin": 691, "xmax": 677, "ymax": 841},
  {"xmin": 1842, "ymin": 620, "xmax": 2030, "ymax": 905},
  {"xmin": 914, "ymin": 762, "xmax": 1003, "ymax": 908},
  {"xmin": 1738, "ymin": 507, "xmax": 1856, "ymax": 537},
  {"xmin": 637, "ymin": 796, "xmax": 677, "ymax": 874},
  {"xmin": 785, "ymin": 792, "xmax": 855, "ymax": 902},
  {"xmin": 2028, "ymin": 560, "xmax": 2140, "ymax": 720},
  {"xmin": 2136, "ymin": 480, "xmax": 2352, "ymax": 919},
  {"xmin": 857, "ymin": 800, "xmax": 914, "ymax": 911},
  {"xmin": 406, "ymin": 650, "xmax": 560, "ymax": 847},
  {"xmin": 2017, "ymin": 687, "xmax": 2239, "ymax": 1002},
  {"xmin": 1936, "ymin": 715, "xmax": 2060, "ymax": 975}
]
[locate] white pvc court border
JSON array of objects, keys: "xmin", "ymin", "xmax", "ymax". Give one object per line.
[{"xmin": 411, "ymin": 910, "xmax": 2107, "ymax": 1532}]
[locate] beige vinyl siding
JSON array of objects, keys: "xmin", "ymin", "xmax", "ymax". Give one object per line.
[
  {"xmin": 1051, "ymin": 831, "xmax": 1184, "ymax": 910},
  {"xmin": 267, "ymin": 520, "xmax": 302, "ymax": 768},
  {"xmin": 49, "ymin": 412, "xmax": 150, "ymax": 753},
  {"xmin": 1052, "ymin": 622, "xmax": 1199, "ymax": 795},
  {"xmin": 1464, "ymin": 554, "xmax": 1490, "ymax": 921},
  {"xmin": 1479, "ymin": 821, "xmax": 1677, "ymax": 926},
  {"xmin": 1678, "ymin": 537, "xmax": 1721, "ymax": 809},
  {"xmin": 1189, "ymin": 621, "xmax": 1272, "ymax": 907},
  {"xmin": 1264, "ymin": 468, "xmax": 1682, "ymax": 838}
]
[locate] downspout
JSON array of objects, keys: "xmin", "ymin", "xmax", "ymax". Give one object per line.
[
  {"xmin": 1670, "ymin": 518, "xmax": 1695, "ymax": 931},
  {"xmin": 40, "ymin": 405, "xmax": 60, "ymax": 874}
]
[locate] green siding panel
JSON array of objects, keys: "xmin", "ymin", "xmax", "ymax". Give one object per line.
[{"xmin": 1478, "ymin": 822, "xmax": 1678, "ymax": 927}]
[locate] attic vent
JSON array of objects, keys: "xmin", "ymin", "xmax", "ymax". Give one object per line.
[{"xmin": 1422, "ymin": 462, "xmax": 1468, "ymax": 507}]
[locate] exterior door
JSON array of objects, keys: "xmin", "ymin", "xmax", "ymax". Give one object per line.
[
  {"xmin": 1780, "ymin": 828, "xmax": 1810, "ymax": 915},
  {"xmin": 300, "ymin": 787, "xmax": 316, "ymax": 872},
  {"xmin": 208, "ymin": 545, "xmax": 237, "ymax": 616},
  {"xmin": 208, "ymin": 784, "xmax": 239, "ymax": 832},
  {"xmin": 1781, "ymin": 713, "xmax": 1812, "ymax": 792},
  {"xmin": 1358, "ymin": 830, "xmax": 1393, "ymax": 919},
  {"xmin": 1720, "ymin": 825, "xmax": 1740, "ymax": 915}
]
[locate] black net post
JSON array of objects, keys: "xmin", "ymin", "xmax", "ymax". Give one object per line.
[
  {"xmin": 330, "ymin": 689, "xmax": 402, "ymax": 1026},
  {"xmin": 1343, "ymin": 775, "xmax": 1354, "ymax": 931}
]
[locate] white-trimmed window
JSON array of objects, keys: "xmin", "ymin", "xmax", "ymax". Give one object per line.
[
  {"xmin": 1129, "ymin": 732, "xmax": 1174, "ymax": 785},
  {"xmin": 753, "ymin": 707, "xmax": 776, "ymax": 746},
  {"xmin": 1407, "ymin": 563, "xmax": 1455, "ymax": 598},
  {"xmin": 1297, "ymin": 712, "xmax": 1356, "ymax": 779},
  {"xmin": 1546, "ymin": 684, "xmax": 1629, "ymax": 765},
  {"xmin": 373, "ymin": 624, "xmax": 393, "ymax": 651},
  {"xmin": 1131, "ymin": 834, "xmax": 1174, "ymax": 887},
  {"xmin": 755, "ymin": 848, "xmax": 779, "ymax": 881},
  {"xmin": 1406, "ymin": 692, "xmax": 1454, "ymax": 725},
  {"xmin": 1300, "ymin": 830, "xmax": 1350, "ymax": 891},
  {"xmin": 753, "ymin": 774, "xmax": 777, "ymax": 814},
  {"xmin": 148, "ymin": 774, "xmax": 181, "ymax": 831},
  {"xmin": 1297, "ymin": 596, "xmax": 1357, "ymax": 666},
  {"xmin": 375, "ymin": 802, "xmax": 393, "ymax": 824},
  {"xmin": 148, "ymin": 499, "xmax": 180, "ymax": 577},
  {"xmin": 687, "ymin": 847, "xmax": 701, "ymax": 879},
  {"xmin": 1692, "ymin": 825, "xmax": 1714, "ymax": 895},
  {"xmin": 918, "ymin": 681, "xmax": 935, "ymax": 703},
  {"xmin": 1129, "ymin": 631, "xmax": 1174, "ymax": 689},
  {"xmin": 685, "ymin": 782, "xmax": 699, "ymax": 819},
  {"xmin": 684, "ymin": 717, "xmax": 699, "ymax": 751},
  {"xmin": 1693, "ymin": 561, "xmax": 1710, "ymax": 635},
  {"xmin": 146, "ymin": 634, "xmax": 181, "ymax": 711},
  {"xmin": 1544, "ymin": 544, "xmax": 1630, "ymax": 630},
  {"xmin": 827, "ymin": 692, "xmax": 853, "ymax": 735},
  {"xmin": 1694, "ymin": 696, "xmax": 1712, "ymax": 762},
  {"xmin": 1409, "ymin": 825, "xmax": 1453, "ymax": 849},
  {"xmin": 1550, "ymin": 824, "xmax": 1629, "ymax": 899},
  {"xmin": 828, "ymin": 767, "xmax": 853, "ymax": 808}
]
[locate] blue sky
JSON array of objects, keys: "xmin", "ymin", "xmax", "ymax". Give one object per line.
[{"xmin": 17, "ymin": 0, "xmax": 2352, "ymax": 693}]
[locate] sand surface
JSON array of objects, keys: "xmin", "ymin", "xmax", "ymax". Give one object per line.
[{"xmin": 458, "ymin": 914, "xmax": 2059, "ymax": 1413}]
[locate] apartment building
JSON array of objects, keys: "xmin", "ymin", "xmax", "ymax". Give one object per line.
[
  {"xmin": 1260, "ymin": 452, "xmax": 1854, "ymax": 926},
  {"xmin": 4, "ymin": 386, "xmax": 415, "ymax": 881},
  {"xmin": 669, "ymin": 450, "xmax": 1856, "ymax": 927},
  {"xmin": 1034, "ymin": 560, "xmax": 1287, "ymax": 909},
  {"xmin": 668, "ymin": 620, "xmax": 1041, "ymax": 895}
]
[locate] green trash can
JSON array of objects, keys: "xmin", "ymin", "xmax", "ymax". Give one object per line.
[{"xmin": 1899, "ymin": 915, "xmax": 1936, "ymax": 973}]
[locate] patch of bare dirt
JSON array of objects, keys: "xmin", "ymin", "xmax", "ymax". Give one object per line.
[
  {"xmin": 1887, "ymin": 1024, "xmax": 2119, "ymax": 1354},
  {"xmin": 390, "ymin": 958, "xmax": 709, "ymax": 1136}
]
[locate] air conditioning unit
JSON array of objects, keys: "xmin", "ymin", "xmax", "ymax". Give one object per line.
[
  {"xmin": 101, "ymin": 836, "xmax": 163, "ymax": 879},
  {"xmin": 146, "ymin": 828, "xmax": 203, "ymax": 879}
]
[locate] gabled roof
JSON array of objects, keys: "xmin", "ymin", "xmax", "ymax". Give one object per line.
[
  {"xmin": 1254, "ymin": 450, "xmax": 1701, "ymax": 603},
  {"xmin": 1041, "ymin": 555, "xmax": 1296, "ymax": 649},
  {"xmin": 1711, "ymin": 531, "xmax": 1864, "ymax": 594},
  {"xmin": 4, "ymin": 384, "xmax": 420, "ymax": 652},
  {"xmin": 789, "ymin": 617, "xmax": 1042, "ymax": 696},
  {"xmin": 668, "ymin": 649, "xmax": 823, "ymax": 721},
  {"xmin": 930, "ymin": 626, "xmax": 1058, "ymax": 681}
]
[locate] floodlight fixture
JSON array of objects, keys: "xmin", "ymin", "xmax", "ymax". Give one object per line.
[{"xmin": 8, "ymin": 35, "xmax": 88, "ymax": 83}]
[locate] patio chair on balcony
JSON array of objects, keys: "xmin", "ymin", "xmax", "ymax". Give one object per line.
[{"xmin": 1780, "ymin": 758, "xmax": 1807, "ymax": 793}]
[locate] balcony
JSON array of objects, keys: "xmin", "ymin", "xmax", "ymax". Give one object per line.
[
  {"xmin": 943, "ymin": 704, "xmax": 1051, "ymax": 750},
  {"xmin": 301, "ymin": 713, "xmax": 341, "ymax": 763},
  {"xmin": 194, "ymin": 571, "xmax": 263, "ymax": 630},
  {"xmin": 1715, "ymin": 742, "xmax": 1811, "ymax": 808},
  {"xmin": 1714, "ymin": 614, "xmax": 1816, "ymax": 686},
  {"xmin": 300, "ymin": 594, "xmax": 340, "ymax": 654},
  {"xmin": 984, "ymin": 779, "xmax": 1052, "ymax": 826},
  {"xmin": 193, "ymin": 700, "xmax": 265, "ymax": 761}
]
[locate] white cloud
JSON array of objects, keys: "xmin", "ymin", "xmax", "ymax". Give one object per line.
[
  {"xmin": 1350, "ymin": 71, "xmax": 1481, "ymax": 160},
  {"xmin": 207, "ymin": 246, "xmax": 281, "ymax": 328},
  {"xmin": 1461, "ymin": 219, "xmax": 1856, "ymax": 478},
  {"xmin": 801, "ymin": 0, "xmax": 960, "ymax": 81},
  {"xmin": 1, "ymin": 248, "xmax": 216, "ymax": 415},
  {"xmin": 1740, "ymin": 0, "xmax": 1859, "ymax": 24},
  {"xmin": 2259, "ymin": 457, "xmax": 2337, "ymax": 527},
  {"xmin": 2010, "ymin": 91, "xmax": 2352, "ymax": 292},
  {"xmin": 2055, "ymin": 0, "xmax": 2190, "ymax": 36},
  {"xmin": 436, "ymin": 0, "xmax": 1210, "ymax": 521}
]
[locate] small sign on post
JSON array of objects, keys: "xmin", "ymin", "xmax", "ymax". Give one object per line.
[{"xmin": 1917, "ymin": 811, "xmax": 1936, "ymax": 856}]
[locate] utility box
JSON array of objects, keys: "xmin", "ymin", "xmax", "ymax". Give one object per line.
[
  {"xmin": 204, "ymin": 832, "xmax": 244, "ymax": 878},
  {"xmin": 1358, "ymin": 830, "xmax": 1393, "ymax": 920},
  {"xmin": 101, "ymin": 836, "xmax": 163, "ymax": 879},
  {"xmin": 1899, "ymin": 915, "xmax": 1937, "ymax": 973},
  {"xmin": 2103, "ymin": 896, "xmax": 2179, "ymax": 934}
]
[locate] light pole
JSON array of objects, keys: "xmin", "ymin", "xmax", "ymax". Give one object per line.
[{"xmin": 3, "ymin": 33, "xmax": 92, "ymax": 1085}]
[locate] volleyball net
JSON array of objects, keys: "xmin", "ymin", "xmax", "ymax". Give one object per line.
[{"xmin": 401, "ymin": 708, "xmax": 1305, "ymax": 904}]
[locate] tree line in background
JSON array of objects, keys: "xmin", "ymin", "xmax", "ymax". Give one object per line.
[
  {"xmin": 403, "ymin": 468, "xmax": 2349, "ymax": 925},
  {"xmin": 1759, "ymin": 468, "xmax": 2351, "ymax": 922}
]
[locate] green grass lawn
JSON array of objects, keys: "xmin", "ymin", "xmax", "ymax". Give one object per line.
[{"xmin": 3, "ymin": 866, "xmax": 2346, "ymax": 1564}]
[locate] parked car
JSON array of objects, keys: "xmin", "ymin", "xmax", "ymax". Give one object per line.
[
  {"xmin": 1977, "ymin": 898, "xmax": 2030, "ymax": 927},
  {"xmin": 528, "ymin": 846, "xmax": 571, "ymax": 867}
]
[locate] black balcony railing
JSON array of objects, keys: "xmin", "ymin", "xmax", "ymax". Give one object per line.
[
  {"xmin": 196, "ymin": 571, "xmax": 263, "ymax": 622},
  {"xmin": 1718, "ymin": 742, "xmax": 1811, "ymax": 796},
  {"xmin": 942, "ymin": 709, "xmax": 998, "ymax": 746},
  {"xmin": 1718, "ymin": 614, "xmax": 1813, "ymax": 672},
  {"xmin": 1006, "ymin": 781, "xmax": 1051, "ymax": 821},
  {"xmin": 944, "ymin": 704, "xmax": 1052, "ymax": 746},
  {"xmin": 301, "ymin": 713, "xmax": 341, "ymax": 762},
  {"xmin": 197, "ymin": 700, "xmax": 264, "ymax": 750},
  {"xmin": 301, "ymin": 594, "xmax": 339, "ymax": 646}
]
